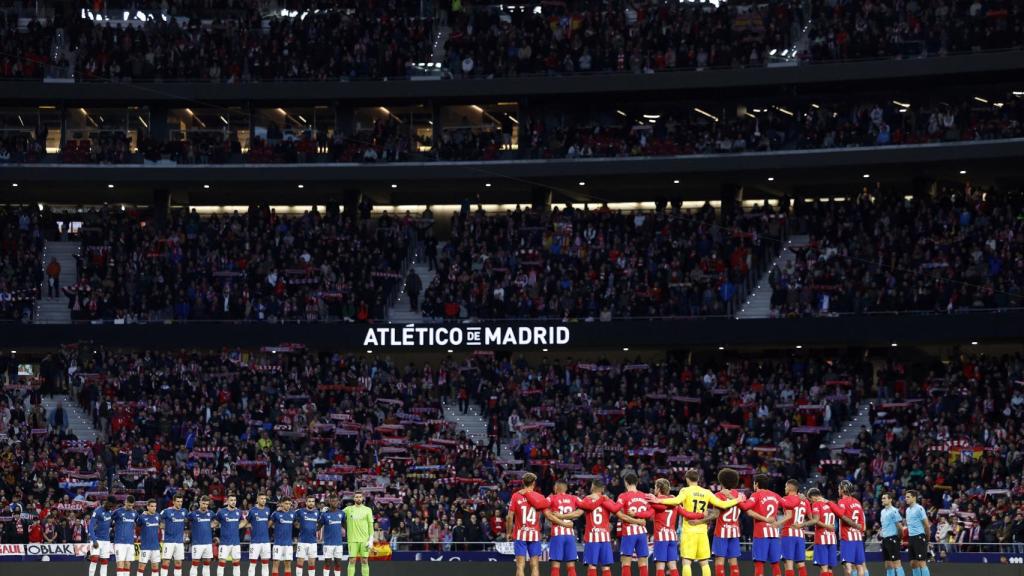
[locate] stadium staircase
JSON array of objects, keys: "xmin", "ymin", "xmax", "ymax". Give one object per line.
[
  {"xmin": 442, "ymin": 401, "xmax": 514, "ymax": 461},
  {"xmin": 807, "ymin": 400, "xmax": 872, "ymax": 487},
  {"xmin": 387, "ymin": 245, "xmax": 442, "ymax": 324},
  {"xmin": 38, "ymin": 395, "xmax": 101, "ymax": 442},
  {"xmin": 34, "ymin": 240, "xmax": 79, "ymax": 324},
  {"xmin": 734, "ymin": 234, "xmax": 809, "ymax": 319}
]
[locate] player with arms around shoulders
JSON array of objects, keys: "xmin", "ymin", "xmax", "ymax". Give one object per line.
[
  {"xmin": 188, "ymin": 496, "xmax": 216, "ymax": 576},
  {"xmin": 112, "ymin": 495, "xmax": 140, "ymax": 576},
  {"xmin": 779, "ymin": 480, "xmax": 813, "ymax": 576},
  {"xmin": 319, "ymin": 494, "xmax": 346, "ymax": 576},
  {"xmin": 246, "ymin": 494, "xmax": 273, "ymax": 576},
  {"xmin": 879, "ymin": 493, "xmax": 905, "ymax": 576},
  {"xmin": 137, "ymin": 499, "xmax": 162, "ymax": 576},
  {"xmin": 269, "ymin": 497, "xmax": 297, "ymax": 576},
  {"xmin": 653, "ymin": 469, "xmax": 739, "ymax": 576},
  {"xmin": 576, "ymin": 478, "xmax": 635, "ymax": 576},
  {"xmin": 507, "ymin": 472, "xmax": 554, "ymax": 576},
  {"xmin": 903, "ymin": 491, "xmax": 931, "ymax": 576},
  {"xmin": 546, "ymin": 479, "xmax": 586, "ymax": 576},
  {"xmin": 739, "ymin": 474, "xmax": 784, "ymax": 576},
  {"xmin": 160, "ymin": 494, "xmax": 188, "ymax": 576},
  {"xmin": 214, "ymin": 493, "xmax": 245, "ymax": 576},
  {"xmin": 834, "ymin": 481, "xmax": 867, "ymax": 576},
  {"xmin": 617, "ymin": 471, "xmax": 657, "ymax": 576},
  {"xmin": 86, "ymin": 496, "xmax": 116, "ymax": 576},
  {"xmin": 648, "ymin": 477, "xmax": 707, "ymax": 576},
  {"xmin": 806, "ymin": 488, "xmax": 842, "ymax": 576},
  {"xmin": 711, "ymin": 468, "xmax": 744, "ymax": 576},
  {"xmin": 343, "ymin": 491, "xmax": 375, "ymax": 576}
]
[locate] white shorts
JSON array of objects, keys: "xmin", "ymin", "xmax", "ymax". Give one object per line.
[
  {"xmin": 91, "ymin": 540, "xmax": 112, "ymax": 559},
  {"xmin": 218, "ymin": 545, "xmax": 241, "ymax": 561},
  {"xmin": 163, "ymin": 543, "xmax": 185, "ymax": 561},
  {"xmin": 249, "ymin": 544, "xmax": 271, "ymax": 560},
  {"xmin": 323, "ymin": 545, "xmax": 345, "ymax": 560},
  {"xmin": 272, "ymin": 545, "xmax": 294, "ymax": 561},
  {"xmin": 139, "ymin": 549, "xmax": 161, "ymax": 565},
  {"xmin": 114, "ymin": 543, "xmax": 136, "ymax": 562},
  {"xmin": 295, "ymin": 543, "xmax": 317, "ymax": 560},
  {"xmin": 191, "ymin": 544, "xmax": 213, "ymax": 560}
]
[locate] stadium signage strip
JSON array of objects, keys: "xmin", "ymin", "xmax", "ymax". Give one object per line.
[{"xmin": 362, "ymin": 325, "xmax": 571, "ymax": 348}]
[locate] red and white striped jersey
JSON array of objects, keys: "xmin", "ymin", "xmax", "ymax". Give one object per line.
[
  {"xmin": 714, "ymin": 489, "xmax": 743, "ymax": 539},
  {"xmin": 810, "ymin": 500, "xmax": 840, "ymax": 545},
  {"xmin": 781, "ymin": 494, "xmax": 811, "ymax": 538},
  {"xmin": 547, "ymin": 493, "xmax": 580, "ymax": 537},
  {"xmin": 616, "ymin": 490, "xmax": 651, "ymax": 536},
  {"xmin": 578, "ymin": 495, "xmax": 622, "ymax": 543},
  {"xmin": 836, "ymin": 496, "xmax": 865, "ymax": 542},
  {"xmin": 740, "ymin": 489, "xmax": 782, "ymax": 539},
  {"xmin": 651, "ymin": 503, "xmax": 681, "ymax": 542},
  {"xmin": 508, "ymin": 491, "xmax": 548, "ymax": 542}
]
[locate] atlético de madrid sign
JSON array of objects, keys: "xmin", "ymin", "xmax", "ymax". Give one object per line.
[{"xmin": 362, "ymin": 325, "xmax": 570, "ymax": 348}]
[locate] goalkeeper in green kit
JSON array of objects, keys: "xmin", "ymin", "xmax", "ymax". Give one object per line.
[{"xmin": 343, "ymin": 491, "xmax": 374, "ymax": 576}]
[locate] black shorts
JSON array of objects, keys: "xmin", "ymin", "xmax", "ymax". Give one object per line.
[
  {"xmin": 882, "ymin": 536, "xmax": 901, "ymax": 562},
  {"xmin": 908, "ymin": 535, "xmax": 928, "ymax": 561}
]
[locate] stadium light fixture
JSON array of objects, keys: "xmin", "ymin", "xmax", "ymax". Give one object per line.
[
  {"xmin": 297, "ymin": 184, "xmax": 304, "ymax": 189},
  {"xmin": 718, "ymin": 346, "xmax": 725, "ymax": 351},
  {"xmin": 974, "ymin": 96, "xmax": 989, "ymax": 104},
  {"xmin": 673, "ymin": 179, "xmax": 680, "ymax": 184},
  {"xmin": 203, "ymin": 184, "xmax": 210, "ymax": 189},
  {"xmin": 447, "ymin": 349, "xmax": 453, "ymax": 353},
  {"xmin": 862, "ymin": 174, "xmax": 870, "ymax": 179},
  {"xmin": 542, "ymin": 348, "xmax": 549, "ymax": 352},
  {"xmin": 795, "ymin": 345, "xmax": 803, "ymax": 349},
  {"xmin": 366, "ymin": 350, "xmax": 373, "ymax": 354},
  {"xmin": 971, "ymin": 341, "xmax": 979, "ymax": 346},
  {"xmin": 891, "ymin": 343, "xmax": 898, "ymax": 347},
  {"xmin": 616, "ymin": 110, "xmax": 627, "ymax": 117},
  {"xmin": 391, "ymin": 184, "xmax": 398, "ymax": 189},
  {"xmin": 622, "ymin": 347, "xmax": 629, "ymax": 351},
  {"xmin": 959, "ymin": 170, "xmax": 967, "ymax": 175},
  {"xmin": 768, "ymin": 177, "xmax": 775, "ymax": 182},
  {"xmin": 485, "ymin": 183, "xmax": 492, "ymax": 187},
  {"xmin": 578, "ymin": 181, "xmax": 586, "ymax": 186},
  {"xmin": 11, "ymin": 183, "xmax": 17, "ymax": 187},
  {"xmin": 108, "ymin": 184, "xmax": 115, "ymax": 189}
]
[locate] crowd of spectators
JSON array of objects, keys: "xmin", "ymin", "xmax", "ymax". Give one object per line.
[
  {"xmin": 420, "ymin": 202, "xmax": 781, "ymax": 320},
  {"xmin": 0, "ymin": 346, "xmax": 866, "ymax": 549},
  {"xmin": 0, "ymin": 207, "xmax": 47, "ymax": 323},
  {"xmin": 805, "ymin": 0, "xmax": 1024, "ymax": 62},
  {"xmin": 771, "ymin": 183, "xmax": 1024, "ymax": 316},
  {"xmin": 67, "ymin": 204, "xmax": 413, "ymax": 323},
  {"xmin": 820, "ymin": 352, "xmax": 1024, "ymax": 554},
  {"xmin": 4, "ymin": 1, "xmax": 1024, "ymax": 84},
  {"xmin": 443, "ymin": 0, "xmax": 803, "ymax": 77}
]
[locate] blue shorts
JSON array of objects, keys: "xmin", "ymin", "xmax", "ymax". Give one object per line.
[
  {"xmin": 584, "ymin": 542, "xmax": 614, "ymax": 566},
  {"xmin": 549, "ymin": 535, "xmax": 578, "ymax": 562},
  {"xmin": 711, "ymin": 537, "xmax": 741, "ymax": 559},
  {"xmin": 752, "ymin": 538, "xmax": 782, "ymax": 563},
  {"xmin": 620, "ymin": 534, "xmax": 649, "ymax": 558},
  {"xmin": 782, "ymin": 537, "xmax": 806, "ymax": 562},
  {"xmin": 813, "ymin": 544, "xmax": 837, "ymax": 567},
  {"xmin": 653, "ymin": 541, "xmax": 680, "ymax": 563},
  {"xmin": 840, "ymin": 541, "xmax": 865, "ymax": 565},
  {"xmin": 514, "ymin": 540, "xmax": 543, "ymax": 558}
]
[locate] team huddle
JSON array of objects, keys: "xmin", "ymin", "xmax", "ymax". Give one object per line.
[
  {"xmin": 507, "ymin": 470, "xmax": 932, "ymax": 576},
  {"xmin": 85, "ymin": 492, "xmax": 374, "ymax": 576}
]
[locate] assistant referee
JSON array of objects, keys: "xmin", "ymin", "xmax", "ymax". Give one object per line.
[
  {"xmin": 879, "ymin": 493, "xmax": 905, "ymax": 576},
  {"xmin": 904, "ymin": 491, "xmax": 931, "ymax": 576}
]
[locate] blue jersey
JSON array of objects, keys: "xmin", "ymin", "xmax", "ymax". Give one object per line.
[
  {"xmin": 137, "ymin": 512, "xmax": 162, "ymax": 550},
  {"xmin": 112, "ymin": 507, "xmax": 139, "ymax": 545},
  {"xmin": 905, "ymin": 504, "xmax": 927, "ymax": 536},
  {"xmin": 271, "ymin": 511, "xmax": 296, "ymax": 546},
  {"xmin": 188, "ymin": 510, "xmax": 215, "ymax": 545},
  {"xmin": 160, "ymin": 507, "xmax": 188, "ymax": 543},
  {"xmin": 247, "ymin": 507, "xmax": 271, "ymax": 544},
  {"xmin": 880, "ymin": 506, "xmax": 902, "ymax": 538},
  {"xmin": 215, "ymin": 508, "xmax": 243, "ymax": 546},
  {"xmin": 319, "ymin": 511, "xmax": 345, "ymax": 546},
  {"xmin": 296, "ymin": 508, "xmax": 321, "ymax": 544},
  {"xmin": 89, "ymin": 507, "xmax": 113, "ymax": 542}
]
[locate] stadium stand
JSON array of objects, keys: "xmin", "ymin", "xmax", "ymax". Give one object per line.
[
  {"xmin": 772, "ymin": 184, "xmax": 1024, "ymax": 316},
  {"xmin": 0, "ymin": 207, "xmax": 47, "ymax": 323},
  {"xmin": 68, "ymin": 205, "xmax": 413, "ymax": 322}
]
